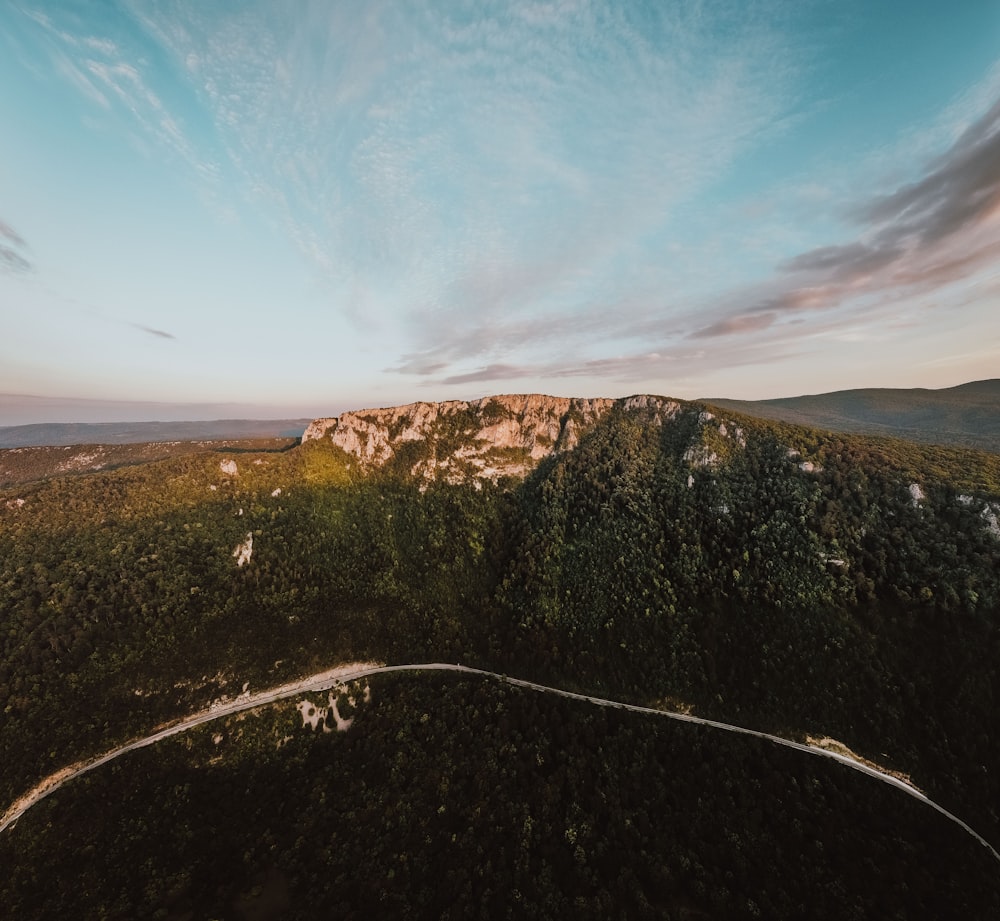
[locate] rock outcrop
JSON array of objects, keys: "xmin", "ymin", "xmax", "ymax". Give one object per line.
[{"xmin": 303, "ymin": 393, "xmax": 681, "ymax": 480}]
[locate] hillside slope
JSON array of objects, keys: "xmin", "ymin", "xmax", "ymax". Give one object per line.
[
  {"xmin": 0, "ymin": 438, "xmax": 298, "ymax": 489},
  {"xmin": 704, "ymin": 379, "xmax": 1000, "ymax": 452},
  {"xmin": 4, "ymin": 672, "xmax": 998, "ymax": 919}
]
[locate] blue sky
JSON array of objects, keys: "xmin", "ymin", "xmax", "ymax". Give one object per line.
[{"xmin": 2, "ymin": 0, "xmax": 999, "ymax": 423}]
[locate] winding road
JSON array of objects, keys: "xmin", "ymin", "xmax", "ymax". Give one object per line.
[{"xmin": 2, "ymin": 661, "xmax": 998, "ymax": 865}]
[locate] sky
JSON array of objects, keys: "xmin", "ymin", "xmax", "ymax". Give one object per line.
[{"xmin": 2, "ymin": 0, "xmax": 999, "ymax": 424}]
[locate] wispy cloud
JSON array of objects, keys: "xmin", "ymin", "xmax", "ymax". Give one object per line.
[
  {"xmin": 858, "ymin": 96, "xmax": 1000, "ymax": 248},
  {"xmin": 127, "ymin": 0, "xmax": 804, "ymax": 339},
  {"xmin": 0, "ymin": 221, "xmax": 26, "ymax": 248},
  {"xmin": 0, "ymin": 220, "xmax": 32, "ymax": 273},
  {"xmin": 691, "ymin": 312, "xmax": 776, "ymax": 339},
  {"xmin": 131, "ymin": 323, "xmax": 176, "ymax": 340},
  {"xmin": 671, "ymin": 90, "xmax": 1000, "ymax": 361},
  {"xmin": 0, "ymin": 207, "xmax": 174, "ymax": 339},
  {"xmin": 440, "ymin": 363, "xmax": 534, "ymax": 385},
  {"xmin": 389, "ymin": 79, "xmax": 1000, "ymax": 388},
  {"xmin": 20, "ymin": 5, "xmax": 214, "ymax": 181}
]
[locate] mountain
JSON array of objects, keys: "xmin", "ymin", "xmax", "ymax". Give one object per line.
[
  {"xmin": 704, "ymin": 379, "xmax": 1000, "ymax": 452},
  {"xmin": 0, "ymin": 418, "xmax": 312, "ymax": 448},
  {"xmin": 1, "ymin": 393, "xmax": 999, "ymax": 917},
  {"xmin": 300, "ymin": 393, "xmax": 660, "ymax": 477}
]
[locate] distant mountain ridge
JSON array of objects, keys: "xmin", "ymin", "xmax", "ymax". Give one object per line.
[
  {"xmin": 0, "ymin": 418, "xmax": 311, "ymax": 449},
  {"xmin": 703, "ymin": 379, "xmax": 1000, "ymax": 453}
]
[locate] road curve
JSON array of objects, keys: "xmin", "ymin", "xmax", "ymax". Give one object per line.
[{"xmin": 2, "ymin": 661, "xmax": 998, "ymax": 865}]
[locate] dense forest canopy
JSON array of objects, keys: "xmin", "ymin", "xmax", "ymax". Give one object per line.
[{"xmin": 4, "ymin": 673, "xmax": 999, "ymax": 919}]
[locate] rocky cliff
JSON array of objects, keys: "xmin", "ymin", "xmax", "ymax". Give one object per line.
[{"xmin": 302, "ymin": 393, "xmax": 683, "ymax": 480}]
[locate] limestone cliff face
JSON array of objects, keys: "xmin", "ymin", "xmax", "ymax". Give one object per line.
[{"xmin": 302, "ymin": 393, "xmax": 672, "ymax": 480}]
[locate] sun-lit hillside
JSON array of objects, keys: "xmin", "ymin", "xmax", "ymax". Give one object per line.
[{"xmin": 706, "ymin": 380, "xmax": 1000, "ymax": 453}]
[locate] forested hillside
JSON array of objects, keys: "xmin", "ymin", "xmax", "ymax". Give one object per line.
[
  {"xmin": 3, "ymin": 673, "xmax": 998, "ymax": 919},
  {"xmin": 0, "ymin": 437, "xmax": 298, "ymax": 488},
  {"xmin": 1, "ymin": 395, "xmax": 998, "ymax": 917},
  {"xmin": 706, "ymin": 379, "xmax": 1000, "ymax": 453}
]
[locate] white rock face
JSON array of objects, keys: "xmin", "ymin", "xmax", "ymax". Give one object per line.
[
  {"xmin": 621, "ymin": 394, "xmax": 681, "ymax": 424},
  {"xmin": 302, "ymin": 393, "xmax": 623, "ymax": 480},
  {"xmin": 956, "ymin": 496, "xmax": 1000, "ymax": 539},
  {"xmin": 301, "ymin": 417, "xmax": 338, "ymax": 441},
  {"xmin": 983, "ymin": 504, "xmax": 1000, "ymax": 538},
  {"xmin": 684, "ymin": 445, "xmax": 719, "ymax": 469},
  {"xmin": 233, "ymin": 532, "xmax": 253, "ymax": 567},
  {"xmin": 301, "ymin": 394, "xmax": 738, "ymax": 482},
  {"xmin": 219, "ymin": 459, "xmax": 238, "ymax": 476},
  {"xmin": 296, "ymin": 686, "xmax": 368, "ymax": 733},
  {"xmin": 909, "ymin": 483, "xmax": 925, "ymax": 506},
  {"xmin": 56, "ymin": 449, "xmax": 105, "ymax": 472}
]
